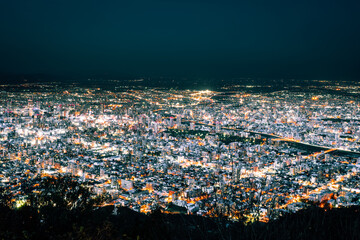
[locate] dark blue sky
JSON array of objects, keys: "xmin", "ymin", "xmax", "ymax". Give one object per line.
[{"xmin": 0, "ymin": 0, "xmax": 359, "ymax": 80}]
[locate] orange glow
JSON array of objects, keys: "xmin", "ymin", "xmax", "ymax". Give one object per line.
[{"xmin": 311, "ymin": 96, "xmax": 319, "ymax": 100}]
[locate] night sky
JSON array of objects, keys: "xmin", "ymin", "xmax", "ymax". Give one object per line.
[{"xmin": 0, "ymin": 0, "xmax": 359, "ymax": 80}]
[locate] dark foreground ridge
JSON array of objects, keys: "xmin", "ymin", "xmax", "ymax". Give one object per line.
[
  {"xmin": 1, "ymin": 176, "xmax": 359, "ymax": 240},
  {"xmin": 1, "ymin": 204, "xmax": 360, "ymax": 240}
]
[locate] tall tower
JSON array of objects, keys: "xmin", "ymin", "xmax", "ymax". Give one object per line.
[
  {"xmin": 28, "ymin": 98, "xmax": 34, "ymax": 117},
  {"xmin": 169, "ymin": 117, "xmax": 174, "ymax": 128},
  {"xmin": 216, "ymin": 121, "xmax": 221, "ymax": 132},
  {"xmin": 176, "ymin": 115, "xmax": 181, "ymax": 126},
  {"xmin": 100, "ymin": 104, "xmax": 104, "ymax": 114}
]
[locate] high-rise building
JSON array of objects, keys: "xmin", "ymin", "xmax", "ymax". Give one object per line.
[
  {"xmin": 169, "ymin": 117, "xmax": 174, "ymax": 127},
  {"xmin": 216, "ymin": 121, "xmax": 221, "ymax": 132},
  {"xmin": 28, "ymin": 99, "xmax": 34, "ymax": 116},
  {"xmin": 153, "ymin": 122, "xmax": 158, "ymax": 133},
  {"xmin": 176, "ymin": 115, "xmax": 181, "ymax": 126}
]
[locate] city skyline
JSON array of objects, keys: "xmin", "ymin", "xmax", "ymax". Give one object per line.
[{"xmin": 1, "ymin": 80, "xmax": 360, "ymax": 222}]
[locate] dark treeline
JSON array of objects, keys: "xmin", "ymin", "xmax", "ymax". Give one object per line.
[{"xmin": 0, "ymin": 176, "xmax": 359, "ymax": 240}]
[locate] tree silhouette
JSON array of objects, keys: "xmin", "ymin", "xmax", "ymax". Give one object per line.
[
  {"xmin": 0, "ymin": 186, "xmax": 12, "ymax": 207},
  {"xmin": 21, "ymin": 174, "xmax": 100, "ymax": 212}
]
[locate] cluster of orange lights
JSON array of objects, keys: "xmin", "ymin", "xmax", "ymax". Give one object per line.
[{"xmin": 311, "ymin": 96, "xmax": 319, "ymax": 100}]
